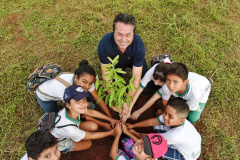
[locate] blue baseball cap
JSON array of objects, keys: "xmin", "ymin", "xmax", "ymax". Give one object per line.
[{"xmin": 63, "ymin": 85, "xmax": 90, "ymax": 101}]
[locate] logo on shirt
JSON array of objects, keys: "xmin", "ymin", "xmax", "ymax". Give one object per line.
[
  {"xmin": 76, "ymin": 87, "xmax": 84, "ymax": 92},
  {"xmin": 151, "ymin": 135, "xmax": 163, "ymax": 145}
]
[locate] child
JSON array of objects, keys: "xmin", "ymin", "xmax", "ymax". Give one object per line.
[
  {"xmin": 111, "ymin": 123, "xmax": 168, "ymax": 160},
  {"xmin": 130, "ymin": 62, "xmax": 212, "ymax": 123},
  {"xmin": 127, "ymin": 99, "xmax": 202, "ymax": 160},
  {"xmin": 36, "ymin": 60, "xmax": 112, "ymax": 118},
  {"xmin": 51, "ymin": 85, "xmax": 118, "ymax": 153},
  {"xmin": 120, "ymin": 62, "xmax": 171, "ymax": 122},
  {"xmin": 21, "ymin": 130, "xmax": 61, "ymax": 160}
]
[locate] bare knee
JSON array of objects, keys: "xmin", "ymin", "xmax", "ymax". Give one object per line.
[
  {"xmin": 72, "ymin": 140, "xmax": 92, "ymax": 151},
  {"xmin": 90, "ymin": 122, "xmax": 98, "ymax": 131}
]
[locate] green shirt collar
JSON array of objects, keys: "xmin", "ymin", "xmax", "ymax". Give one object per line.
[
  {"xmin": 65, "ymin": 109, "xmax": 81, "ymax": 124},
  {"xmin": 175, "ymin": 82, "xmax": 190, "ymax": 97}
]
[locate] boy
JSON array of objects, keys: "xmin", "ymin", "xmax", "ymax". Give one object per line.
[
  {"xmin": 21, "ymin": 130, "xmax": 61, "ymax": 160},
  {"xmin": 132, "ymin": 62, "xmax": 211, "ymax": 123},
  {"xmin": 51, "ymin": 85, "xmax": 118, "ymax": 153},
  {"xmin": 111, "ymin": 123, "xmax": 168, "ymax": 160},
  {"xmin": 127, "ymin": 99, "xmax": 202, "ymax": 160}
]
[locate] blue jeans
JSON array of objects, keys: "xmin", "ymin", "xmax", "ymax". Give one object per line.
[{"xmin": 35, "ymin": 92, "xmax": 60, "ymax": 113}]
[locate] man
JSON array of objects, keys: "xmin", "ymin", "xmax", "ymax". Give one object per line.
[{"xmin": 98, "ymin": 13, "xmax": 148, "ymax": 99}]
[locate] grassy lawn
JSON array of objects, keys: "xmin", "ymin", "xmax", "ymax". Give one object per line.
[{"xmin": 0, "ymin": 0, "xmax": 239, "ymax": 159}]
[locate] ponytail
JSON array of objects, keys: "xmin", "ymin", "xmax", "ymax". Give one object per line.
[{"xmin": 74, "ymin": 60, "xmax": 96, "ymax": 78}]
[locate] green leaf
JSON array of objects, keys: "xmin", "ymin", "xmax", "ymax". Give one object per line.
[
  {"xmin": 95, "ymin": 77, "xmax": 99, "ymax": 90},
  {"xmin": 97, "ymin": 96, "xmax": 104, "ymax": 104},
  {"xmin": 126, "ymin": 97, "xmax": 130, "ymax": 107},
  {"xmin": 107, "ymin": 57, "xmax": 113, "ymax": 63},
  {"xmin": 115, "ymin": 68, "xmax": 126, "ymax": 74},
  {"xmin": 112, "ymin": 55, "xmax": 119, "ymax": 66},
  {"xmin": 118, "ymin": 86, "xmax": 127, "ymax": 102},
  {"xmin": 129, "ymin": 76, "xmax": 135, "ymax": 83},
  {"xmin": 102, "ymin": 63, "xmax": 112, "ymax": 69},
  {"xmin": 98, "ymin": 86, "xmax": 103, "ymax": 97},
  {"xmin": 105, "ymin": 94, "xmax": 110, "ymax": 105},
  {"xmin": 109, "ymin": 90, "xmax": 115, "ymax": 106},
  {"xmin": 103, "ymin": 73, "xmax": 109, "ymax": 77},
  {"xmin": 128, "ymin": 85, "xmax": 133, "ymax": 94}
]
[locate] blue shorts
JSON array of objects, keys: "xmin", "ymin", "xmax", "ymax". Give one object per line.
[{"xmin": 60, "ymin": 140, "xmax": 74, "ymax": 153}]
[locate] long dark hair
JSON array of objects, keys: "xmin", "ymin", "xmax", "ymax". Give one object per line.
[
  {"xmin": 74, "ymin": 60, "xmax": 96, "ymax": 78},
  {"xmin": 152, "ymin": 63, "xmax": 170, "ymax": 82}
]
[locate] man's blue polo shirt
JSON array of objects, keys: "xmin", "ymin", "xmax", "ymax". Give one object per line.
[{"xmin": 98, "ymin": 32, "xmax": 145, "ymax": 69}]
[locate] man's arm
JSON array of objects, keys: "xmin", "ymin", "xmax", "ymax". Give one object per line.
[
  {"xmin": 101, "ymin": 63, "xmax": 109, "ymax": 83},
  {"xmin": 90, "ymin": 89, "xmax": 112, "ymax": 118},
  {"xmin": 131, "ymin": 66, "xmax": 142, "ymax": 97},
  {"xmin": 162, "ymin": 99, "xmax": 169, "ymax": 108}
]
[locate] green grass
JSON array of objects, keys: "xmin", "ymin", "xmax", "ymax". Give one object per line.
[{"xmin": 0, "ymin": 0, "xmax": 239, "ymax": 159}]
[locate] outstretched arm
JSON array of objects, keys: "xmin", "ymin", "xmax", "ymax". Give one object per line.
[
  {"xmin": 128, "ymin": 117, "xmax": 159, "ymax": 129},
  {"xmin": 110, "ymin": 123, "xmax": 122, "ymax": 160},
  {"xmin": 131, "ymin": 92, "xmax": 161, "ymax": 120},
  {"xmin": 90, "ymin": 89, "xmax": 112, "ymax": 118},
  {"xmin": 85, "ymin": 109, "xmax": 119, "ymax": 128},
  {"xmin": 85, "ymin": 115, "xmax": 112, "ymax": 131},
  {"xmin": 83, "ymin": 129, "xmax": 114, "ymax": 140},
  {"xmin": 122, "ymin": 123, "xmax": 139, "ymax": 142}
]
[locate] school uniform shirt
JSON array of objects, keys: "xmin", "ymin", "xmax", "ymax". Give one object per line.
[
  {"xmin": 20, "ymin": 153, "xmax": 28, "ymax": 160},
  {"xmin": 98, "ymin": 32, "xmax": 145, "ymax": 68},
  {"xmin": 140, "ymin": 64, "xmax": 158, "ymax": 89},
  {"xmin": 115, "ymin": 155, "xmax": 137, "ymax": 160},
  {"xmin": 156, "ymin": 115, "xmax": 201, "ymax": 160},
  {"xmin": 51, "ymin": 108, "xmax": 86, "ymax": 151},
  {"xmin": 36, "ymin": 73, "xmax": 95, "ymax": 101},
  {"xmin": 157, "ymin": 72, "xmax": 211, "ymax": 111}
]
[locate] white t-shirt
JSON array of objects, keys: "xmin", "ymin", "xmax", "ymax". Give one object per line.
[
  {"xmin": 156, "ymin": 115, "xmax": 201, "ymax": 160},
  {"xmin": 36, "ymin": 73, "xmax": 95, "ymax": 101},
  {"xmin": 140, "ymin": 64, "xmax": 158, "ymax": 89},
  {"xmin": 51, "ymin": 108, "xmax": 86, "ymax": 151},
  {"xmin": 158, "ymin": 72, "xmax": 211, "ymax": 111},
  {"xmin": 20, "ymin": 153, "xmax": 28, "ymax": 160}
]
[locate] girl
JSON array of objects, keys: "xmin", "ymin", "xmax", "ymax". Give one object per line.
[
  {"xmin": 51, "ymin": 85, "xmax": 118, "ymax": 153},
  {"xmin": 35, "ymin": 60, "xmax": 113, "ymax": 129},
  {"xmin": 121, "ymin": 58, "xmax": 172, "ymax": 122}
]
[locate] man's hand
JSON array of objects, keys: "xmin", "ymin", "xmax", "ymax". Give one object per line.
[
  {"xmin": 121, "ymin": 112, "xmax": 131, "ymax": 123},
  {"xmin": 131, "ymin": 110, "xmax": 141, "ymax": 120},
  {"xmin": 114, "ymin": 123, "xmax": 122, "ymax": 137},
  {"xmin": 119, "ymin": 103, "xmax": 129, "ymax": 117},
  {"xmin": 112, "ymin": 106, "xmax": 121, "ymax": 113}
]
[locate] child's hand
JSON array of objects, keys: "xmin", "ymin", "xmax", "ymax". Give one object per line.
[
  {"xmin": 110, "ymin": 119, "xmax": 120, "ymax": 128},
  {"xmin": 126, "ymin": 123, "xmax": 134, "ymax": 129},
  {"xmin": 121, "ymin": 123, "xmax": 129, "ymax": 134},
  {"xmin": 101, "ymin": 122, "xmax": 112, "ymax": 131},
  {"xmin": 131, "ymin": 110, "xmax": 141, "ymax": 120},
  {"xmin": 156, "ymin": 108, "xmax": 163, "ymax": 116},
  {"xmin": 114, "ymin": 123, "xmax": 122, "ymax": 136}
]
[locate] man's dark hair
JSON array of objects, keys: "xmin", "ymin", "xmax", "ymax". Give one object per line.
[
  {"xmin": 153, "ymin": 63, "xmax": 170, "ymax": 83},
  {"xmin": 25, "ymin": 130, "xmax": 57, "ymax": 159},
  {"xmin": 167, "ymin": 99, "xmax": 190, "ymax": 119},
  {"xmin": 113, "ymin": 13, "xmax": 136, "ymax": 32},
  {"xmin": 167, "ymin": 62, "xmax": 188, "ymax": 81}
]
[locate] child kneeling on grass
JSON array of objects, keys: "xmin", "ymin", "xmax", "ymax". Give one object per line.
[
  {"xmin": 21, "ymin": 130, "xmax": 61, "ymax": 160},
  {"xmin": 111, "ymin": 123, "xmax": 168, "ymax": 160},
  {"xmin": 51, "ymin": 85, "xmax": 118, "ymax": 153},
  {"xmin": 127, "ymin": 99, "xmax": 202, "ymax": 160}
]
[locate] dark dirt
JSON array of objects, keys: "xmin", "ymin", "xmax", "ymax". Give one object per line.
[{"xmin": 61, "ymin": 93, "xmax": 161, "ymax": 160}]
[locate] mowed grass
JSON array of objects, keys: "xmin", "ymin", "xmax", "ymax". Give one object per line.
[{"xmin": 0, "ymin": 0, "xmax": 239, "ymax": 159}]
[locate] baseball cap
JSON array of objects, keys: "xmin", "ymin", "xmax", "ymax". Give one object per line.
[
  {"xmin": 63, "ymin": 85, "xmax": 90, "ymax": 101},
  {"xmin": 141, "ymin": 133, "xmax": 168, "ymax": 158}
]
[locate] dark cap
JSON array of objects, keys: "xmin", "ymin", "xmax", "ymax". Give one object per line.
[{"xmin": 63, "ymin": 85, "xmax": 89, "ymax": 101}]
